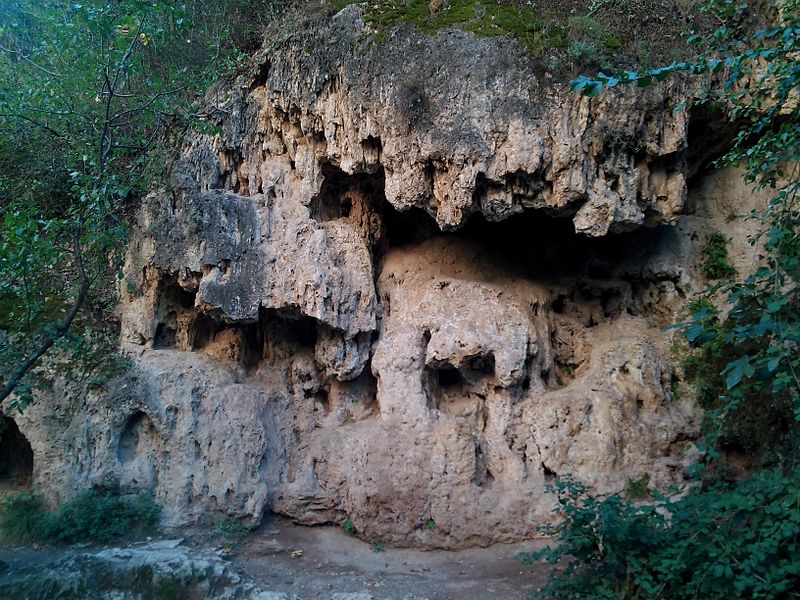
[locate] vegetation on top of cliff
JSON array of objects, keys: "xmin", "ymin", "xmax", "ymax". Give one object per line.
[
  {"xmin": 327, "ymin": 0, "xmax": 711, "ymax": 73},
  {"xmin": 533, "ymin": 0, "xmax": 800, "ymax": 596},
  {"xmin": 0, "ymin": 0, "xmax": 288, "ymax": 410}
]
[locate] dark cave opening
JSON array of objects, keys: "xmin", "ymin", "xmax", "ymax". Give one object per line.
[
  {"xmin": 436, "ymin": 365, "xmax": 463, "ymax": 389},
  {"xmin": 311, "ymin": 164, "xmax": 385, "ymax": 223},
  {"xmin": 0, "ymin": 416, "xmax": 33, "ymax": 487},
  {"xmin": 153, "ymin": 322, "xmax": 177, "ymax": 349}
]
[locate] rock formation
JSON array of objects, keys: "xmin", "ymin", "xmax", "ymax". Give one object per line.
[{"xmin": 6, "ymin": 5, "xmax": 770, "ymax": 548}]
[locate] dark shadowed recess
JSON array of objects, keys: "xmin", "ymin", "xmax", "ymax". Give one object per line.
[
  {"xmin": 0, "ymin": 416, "xmax": 33, "ymax": 487},
  {"xmin": 381, "ymin": 196, "xmax": 676, "ymax": 281}
]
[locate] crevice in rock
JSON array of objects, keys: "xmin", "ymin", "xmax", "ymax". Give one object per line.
[
  {"xmin": 153, "ymin": 322, "xmax": 178, "ymax": 349},
  {"xmin": 0, "ymin": 416, "xmax": 33, "ymax": 488},
  {"xmin": 251, "ymin": 59, "xmax": 271, "ymax": 91},
  {"xmin": 472, "ymin": 442, "xmax": 493, "ymax": 488}
]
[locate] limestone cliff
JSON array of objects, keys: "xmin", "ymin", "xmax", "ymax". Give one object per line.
[{"xmin": 7, "ymin": 5, "xmax": 770, "ymax": 548}]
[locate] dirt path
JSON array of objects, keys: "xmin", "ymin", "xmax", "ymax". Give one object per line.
[
  {"xmin": 0, "ymin": 515, "xmax": 554, "ymax": 599},
  {"xmin": 231, "ymin": 516, "xmax": 553, "ymax": 599}
]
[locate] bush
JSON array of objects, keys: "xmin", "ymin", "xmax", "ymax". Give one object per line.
[
  {"xmin": 0, "ymin": 493, "xmax": 47, "ymax": 544},
  {"xmin": 522, "ymin": 471, "xmax": 800, "ymax": 599},
  {"xmin": 212, "ymin": 514, "xmax": 251, "ymax": 545},
  {"xmin": 0, "ymin": 490, "xmax": 160, "ymax": 546},
  {"xmin": 700, "ymin": 233, "xmax": 737, "ymax": 281}
]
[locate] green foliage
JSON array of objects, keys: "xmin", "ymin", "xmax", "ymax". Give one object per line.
[
  {"xmin": 0, "ymin": 492, "xmax": 48, "ymax": 544},
  {"xmin": 573, "ymin": 0, "xmax": 800, "ymax": 446},
  {"xmin": 0, "ymin": 0, "xmax": 287, "ymax": 409},
  {"xmin": 536, "ymin": 1, "xmax": 800, "ymax": 596},
  {"xmin": 701, "ymin": 232, "xmax": 737, "ymax": 280},
  {"xmin": 624, "ymin": 473, "xmax": 651, "ymax": 500},
  {"xmin": 43, "ymin": 490, "xmax": 161, "ymax": 544},
  {"xmin": 212, "ymin": 514, "xmax": 251, "ymax": 545},
  {"xmin": 370, "ymin": 538, "xmax": 385, "ymax": 553},
  {"xmin": 524, "ymin": 473, "xmax": 800, "ymax": 599},
  {"xmin": 424, "ymin": 518, "xmax": 436, "ymax": 530},
  {"xmin": 341, "ymin": 517, "xmax": 357, "ymax": 535},
  {"xmin": 0, "ymin": 490, "xmax": 160, "ymax": 545},
  {"xmin": 328, "ymin": 0, "xmax": 702, "ymax": 69}
]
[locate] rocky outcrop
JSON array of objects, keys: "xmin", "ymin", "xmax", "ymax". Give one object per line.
[{"xmin": 7, "ymin": 4, "xmax": 770, "ymax": 548}]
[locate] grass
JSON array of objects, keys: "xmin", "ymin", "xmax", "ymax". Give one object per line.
[{"xmin": 0, "ymin": 490, "xmax": 161, "ymax": 546}]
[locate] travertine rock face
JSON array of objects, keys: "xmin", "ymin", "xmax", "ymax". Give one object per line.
[{"xmin": 9, "ymin": 5, "xmax": 768, "ymax": 548}]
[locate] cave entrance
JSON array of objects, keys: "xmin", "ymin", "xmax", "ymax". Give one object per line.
[{"xmin": 0, "ymin": 416, "xmax": 33, "ymax": 489}]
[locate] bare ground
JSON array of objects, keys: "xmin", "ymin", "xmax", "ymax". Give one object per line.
[
  {"xmin": 229, "ymin": 515, "xmax": 554, "ymax": 599},
  {"xmin": 0, "ymin": 514, "xmax": 554, "ymax": 599}
]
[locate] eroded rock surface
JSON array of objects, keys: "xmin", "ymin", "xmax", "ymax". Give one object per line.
[{"xmin": 6, "ymin": 4, "xmax": 767, "ymax": 548}]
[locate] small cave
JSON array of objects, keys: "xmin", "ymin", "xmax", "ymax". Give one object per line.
[
  {"xmin": 188, "ymin": 313, "xmax": 264, "ymax": 369},
  {"xmin": 153, "ymin": 273, "xmax": 199, "ymax": 350},
  {"xmin": 262, "ymin": 307, "xmax": 319, "ymax": 362},
  {"xmin": 118, "ymin": 411, "xmax": 162, "ymax": 492},
  {"xmin": 685, "ymin": 105, "xmax": 740, "ymax": 182},
  {"xmin": 159, "ymin": 274, "xmax": 198, "ymax": 310},
  {"xmin": 422, "ymin": 354, "xmax": 495, "ymax": 417},
  {"xmin": 310, "ymin": 164, "xmax": 385, "ymax": 223},
  {"xmin": 153, "ymin": 321, "xmax": 177, "ymax": 349},
  {"xmin": 436, "ymin": 365, "xmax": 463, "ymax": 390},
  {"xmin": 381, "ymin": 202, "xmax": 440, "ymax": 248},
  {"xmin": 0, "ymin": 416, "xmax": 33, "ymax": 488},
  {"xmin": 542, "ymin": 463, "xmax": 557, "ymax": 483}
]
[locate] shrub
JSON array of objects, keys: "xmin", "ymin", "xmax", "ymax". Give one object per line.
[
  {"xmin": 341, "ymin": 518, "xmax": 357, "ymax": 535},
  {"xmin": 42, "ymin": 490, "xmax": 161, "ymax": 545},
  {"xmin": 522, "ymin": 471, "xmax": 800, "ymax": 599},
  {"xmin": 0, "ymin": 490, "xmax": 160, "ymax": 546},
  {"xmin": 212, "ymin": 514, "xmax": 250, "ymax": 545},
  {"xmin": 0, "ymin": 493, "xmax": 47, "ymax": 544}
]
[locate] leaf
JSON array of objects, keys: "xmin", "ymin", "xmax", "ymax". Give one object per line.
[{"xmin": 723, "ymin": 356, "xmax": 755, "ymax": 390}]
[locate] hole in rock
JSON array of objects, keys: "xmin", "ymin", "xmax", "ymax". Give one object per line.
[
  {"xmin": 686, "ymin": 106, "xmax": 740, "ymax": 181},
  {"xmin": 423, "ymin": 355, "xmax": 496, "ymax": 417},
  {"xmin": 315, "ymin": 389, "xmax": 330, "ymax": 413},
  {"xmin": 159, "ymin": 276, "xmax": 197, "ymax": 310},
  {"xmin": 118, "ymin": 411, "xmax": 162, "ymax": 491},
  {"xmin": 542, "ymin": 463, "xmax": 557, "ymax": 482},
  {"xmin": 251, "ymin": 59, "xmax": 271, "ymax": 90},
  {"xmin": 188, "ymin": 310, "xmax": 267, "ymax": 369},
  {"xmin": 310, "ymin": 164, "xmax": 385, "ymax": 222},
  {"xmin": 153, "ymin": 322, "xmax": 177, "ymax": 349},
  {"xmin": 467, "ymin": 353, "xmax": 495, "ymax": 378},
  {"xmin": 0, "ymin": 417, "xmax": 33, "ymax": 488},
  {"xmin": 382, "ymin": 203, "xmax": 440, "ymax": 248},
  {"xmin": 437, "ymin": 365, "xmax": 463, "ymax": 389},
  {"xmin": 472, "ymin": 443, "xmax": 494, "ymax": 488}
]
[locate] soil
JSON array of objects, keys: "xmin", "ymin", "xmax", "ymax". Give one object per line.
[{"xmin": 229, "ymin": 515, "xmax": 554, "ymax": 599}]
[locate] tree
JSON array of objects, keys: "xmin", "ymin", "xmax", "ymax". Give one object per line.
[{"xmin": 0, "ymin": 0, "xmax": 287, "ymax": 410}]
